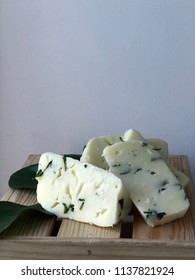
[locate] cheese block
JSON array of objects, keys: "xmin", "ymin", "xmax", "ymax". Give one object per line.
[
  {"xmin": 123, "ymin": 128, "xmax": 145, "ymax": 142},
  {"xmin": 81, "ymin": 129, "xmax": 169, "ymax": 167},
  {"xmin": 147, "ymin": 139, "xmax": 188, "ymax": 187},
  {"xmin": 147, "ymin": 138, "xmax": 169, "ymax": 159},
  {"xmin": 81, "ymin": 129, "xmax": 189, "ymax": 187},
  {"xmin": 81, "ymin": 129, "xmax": 168, "ymax": 169},
  {"xmin": 123, "ymin": 129, "xmax": 189, "ymax": 187},
  {"xmin": 36, "ymin": 153, "xmax": 132, "ymax": 227},
  {"xmin": 103, "ymin": 141, "xmax": 190, "ymax": 227},
  {"xmin": 124, "ymin": 129, "xmax": 170, "ymax": 160},
  {"xmin": 80, "ymin": 135, "xmax": 123, "ymax": 169}
]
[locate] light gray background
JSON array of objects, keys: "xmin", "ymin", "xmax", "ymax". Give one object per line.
[{"xmin": 0, "ymin": 0, "xmax": 195, "ymax": 197}]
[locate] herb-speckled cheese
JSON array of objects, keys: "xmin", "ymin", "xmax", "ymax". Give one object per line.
[
  {"xmin": 123, "ymin": 129, "xmax": 189, "ymax": 187},
  {"xmin": 103, "ymin": 141, "xmax": 190, "ymax": 227},
  {"xmin": 80, "ymin": 135, "xmax": 123, "ymax": 169},
  {"xmin": 36, "ymin": 153, "xmax": 132, "ymax": 227},
  {"xmin": 81, "ymin": 130, "xmax": 168, "ymax": 169},
  {"xmin": 123, "ymin": 129, "xmax": 169, "ymax": 159},
  {"xmin": 81, "ymin": 129, "xmax": 189, "ymax": 187}
]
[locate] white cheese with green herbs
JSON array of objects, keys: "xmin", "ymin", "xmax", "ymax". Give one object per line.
[
  {"xmin": 123, "ymin": 129, "xmax": 169, "ymax": 159},
  {"xmin": 81, "ymin": 129, "xmax": 188, "ymax": 187},
  {"xmin": 80, "ymin": 135, "xmax": 123, "ymax": 169},
  {"xmin": 103, "ymin": 141, "xmax": 190, "ymax": 227},
  {"xmin": 81, "ymin": 129, "xmax": 169, "ymax": 169},
  {"xmin": 36, "ymin": 153, "xmax": 132, "ymax": 227},
  {"xmin": 123, "ymin": 129, "xmax": 189, "ymax": 187}
]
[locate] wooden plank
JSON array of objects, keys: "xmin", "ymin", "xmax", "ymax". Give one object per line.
[
  {"xmin": 58, "ymin": 219, "xmax": 121, "ymax": 238},
  {"xmin": 0, "ymin": 237, "xmax": 195, "ymax": 260},
  {"xmin": 0, "ymin": 211, "xmax": 55, "ymax": 237},
  {"xmin": 132, "ymin": 156, "xmax": 195, "ymax": 240}
]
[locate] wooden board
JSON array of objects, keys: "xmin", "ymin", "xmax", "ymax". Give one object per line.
[
  {"xmin": 58, "ymin": 219, "xmax": 122, "ymax": 238},
  {"xmin": 0, "ymin": 155, "xmax": 195, "ymax": 259}
]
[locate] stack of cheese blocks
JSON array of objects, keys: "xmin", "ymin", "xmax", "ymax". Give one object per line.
[{"xmin": 36, "ymin": 129, "xmax": 190, "ymax": 227}]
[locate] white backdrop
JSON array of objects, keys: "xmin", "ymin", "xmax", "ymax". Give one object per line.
[{"xmin": 0, "ymin": 0, "xmax": 195, "ymax": 197}]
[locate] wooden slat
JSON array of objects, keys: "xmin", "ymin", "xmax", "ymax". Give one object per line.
[
  {"xmin": 132, "ymin": 156, "xmax": 195, "ymax": 240},
  {"xmin": 0, "ymin": 237, "xmax": 195, "ymax": 260},
  {"xmin": 0, "ymin": 211, "xmax": 55, "ymax": 237},
  {"xmin": 58, "ymin": 219, "xmax": 121, "ymax": 238}
]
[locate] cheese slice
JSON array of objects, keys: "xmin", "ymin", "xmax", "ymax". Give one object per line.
[
  {"xmin": 36, "ymin": 152, "xmax": 132, "ymax": 227},
  {"xmin": 103, "ymin": 141, "xmax": 190, "ymax": 227},
  {"xmin": 124, "ymin": 129, "xmax": 169, "ymax": 159},
  {"xmin": 81, "ymin": 130, "xmax": 168, "ymax": 169},
  {"xmin": 123, "ymin": 129, "xmax": 189, "ymax": 187},
  {"xmin": 147, "ymin": 138, "xmax": 169, "ymax": 159},
  {"xmin": 81, "ymin": 135, "xmax": 123, "ymax": 169}
]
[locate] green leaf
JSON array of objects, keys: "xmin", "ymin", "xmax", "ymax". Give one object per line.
[
  {"xmin": 0, "ymin": 201, "xmax": 54, "ymax": 234},
  {"xmin": 8, "ymin": 154, "xmax": 81, "ymax": 190},
  {"xmin": 8, "ymin": 164, "xmax": 38, "ymax": 190}
]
